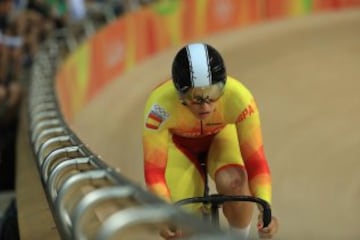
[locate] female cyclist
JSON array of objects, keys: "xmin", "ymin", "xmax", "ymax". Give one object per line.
[{"xmin": 142, "ymin": 42, "xmax": 279, "ymax": 239}]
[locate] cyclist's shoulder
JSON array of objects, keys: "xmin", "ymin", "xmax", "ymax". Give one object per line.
[
  {"xmin": 223, "ymin": 76, "xmax": 254, "ymax": 101},
  {"xmin": 147, "ymin": 79, "xmax": 175, "ymax": 100},
  {"xmin": 144, "ymin": 79, "xmax": 178, "ymax": 115},
  {"xmin": 152, "ymin": 79, "xmax": 173, "ymax": 91}
]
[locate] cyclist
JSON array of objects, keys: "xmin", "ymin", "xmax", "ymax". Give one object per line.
[{"xmin": 142, "ymin": 42, "xmax": 278, "ymax": 239}]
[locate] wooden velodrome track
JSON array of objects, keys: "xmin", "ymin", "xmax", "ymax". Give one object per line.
[{"xmin": 17, "ymin": 8, "xmax": 360, "ymax": 240}]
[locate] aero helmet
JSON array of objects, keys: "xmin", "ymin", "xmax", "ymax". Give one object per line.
[{"xmin": 172, "ymin": 43, "xmax": 227, "ymax": 103}]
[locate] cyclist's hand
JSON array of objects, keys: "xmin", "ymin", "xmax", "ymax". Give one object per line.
[
  {"xmin": 257, "ymin": 215, "xmax": 279, "ymax": 239},
  {"xmin": 160, "ymin": 225, "xmax": 183, "ymax": 240}
]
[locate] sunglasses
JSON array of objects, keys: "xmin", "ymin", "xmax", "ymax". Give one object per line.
[{"xmin": 182, "ymin": 82, "xmax": 224, "ymax": 105}]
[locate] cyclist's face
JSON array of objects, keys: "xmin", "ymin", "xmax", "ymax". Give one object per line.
[
  {"xmin": 181, "ymin": 84, "xmax": 224, "ymax": 119},
  {"xmin": 184, "ymin": 98, "xmax": 218, "ymax": 120}
]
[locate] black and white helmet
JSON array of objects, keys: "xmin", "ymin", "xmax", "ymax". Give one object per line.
[{"xmin": 171, "ymin": 43, "xmax": 227, "ymax": 100}]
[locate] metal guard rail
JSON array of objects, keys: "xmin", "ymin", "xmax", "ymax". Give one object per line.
[{"xmin": 27, "ymin": 30, "xmax": 239, "ymax": 240}]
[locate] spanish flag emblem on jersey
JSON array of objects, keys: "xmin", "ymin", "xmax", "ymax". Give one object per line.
[{"xmin": 145, "ymin": 104, "xmax": 169, "ymax": 130}]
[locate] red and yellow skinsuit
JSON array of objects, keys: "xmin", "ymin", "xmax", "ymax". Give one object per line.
[{"xmin": 143, "ymin": 76, "xmax": 272, "ymax": 208}]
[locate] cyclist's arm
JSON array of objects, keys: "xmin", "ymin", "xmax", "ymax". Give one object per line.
[
  {"xmin": 143, "ymin": 128, "xmax": 171, "ymax": 201},
  {"xmin": 235, "ymin": 98, "xmax": 272, "ymax": 205},
  {"xmin": 142, "ymin": 101, "xmax": 172, "ymax": 202}
]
